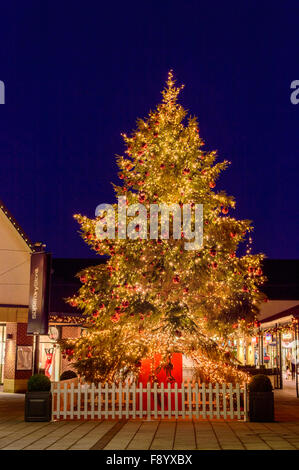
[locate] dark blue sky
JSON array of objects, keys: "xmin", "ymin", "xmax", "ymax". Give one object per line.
[{"xmin": 0, "ymin": 1, "xmax": 298, "ymax": 258}]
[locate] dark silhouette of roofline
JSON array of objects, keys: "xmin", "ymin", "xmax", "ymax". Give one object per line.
[{"xmin": 0, "ymin": 199, "xmax": 36, "ymax": 250}]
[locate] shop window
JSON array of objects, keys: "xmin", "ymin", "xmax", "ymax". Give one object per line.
[
  {"xmin": 38, "ymin": 326, "xmax": 61, "ymax": 382},
  {"xmin": 0, "ymin": 325, "xmax": 6, "ymax": 384}
]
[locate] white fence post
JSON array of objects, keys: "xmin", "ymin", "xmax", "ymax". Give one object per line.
[
  {"xmin": 70, "ymin": 383, "xmax": 74, "ymax": 420},
  {"xmin": 77, "ymin": 382, "xmax": 81, "ymax": 419},
  {"xmin": 139, "ymin": 382, "xmax": 143, "ymax": 419},
  {"xmin": 125, "ymin": 382, "xmax": 130, "ymax": 419},
  {"xmin": 147, "ymin": 382, "xmax": 151, "ymax": 421},
  {"xmin": 181, "ymin": 383, "xmax": 186, "ymax": 419},
  {"xmin": 111, "ymin": 383, "xmax": 116, "ymax": 419},
  {"xmin": 118, "ymin": 382, "xmax": 122, "ymax": 419},
  {"xmin": 215, "ymin": 383, "xmax": 220, "ymax": 419},
  {"xmin": 236, "ymin": 383, "xmax": 241, "ymax": 420},
  {"xmin": 132, "ymin": 382, "xmax": 136, "ymax": 419},
  {"xmin": 98, "ymin": 383, "xmax": 102, "ymax": 419},
  {"xmin": 229, "ymin": 383, "xmax": 234, "ymax": 419},
  {"xmin": 222, "ymin": 383, "xmax": 227, "ymax": 419},
  {"xmin": 161, "ymin": 383, "xmax": 165, "ymax": 419},
  {"xmin": 153, "ymin": 382, "xmax": 158, "ymax": 419},
  {"xmin": 167, "ymin": 382, "xmax": 171, "ymax": 419},
  {"xmin": 174, "ymin": 383, "xmax": 178, "ymax": 419},
  {"xmin": 104, "ymin": 383, "xmax": 109, "ymax": 419},
  {"xmin": 90, "ymin": 383, "xmax": 95, "ymax": 419},
  {"xmin": 202, "ymin": 383, "xmax": 206, "ymax": 419},
  {"xmin": 57, "ymin": 382, "xmax": 61, "ymax": 420},
  {"xmin": 243, "ymin": 382, "xmax": 248, "ymax": 422}
]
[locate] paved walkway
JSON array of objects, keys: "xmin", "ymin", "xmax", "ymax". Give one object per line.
[{"xmin": 0, "ymin": 385, "xmax": 299, "ymax": 450}]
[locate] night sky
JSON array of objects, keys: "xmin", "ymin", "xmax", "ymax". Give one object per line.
[{"xmin": 0, "ymin": 1, "xmax": 298, "ymax": 259}]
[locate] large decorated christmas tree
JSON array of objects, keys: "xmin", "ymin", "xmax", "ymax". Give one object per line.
[{"xmin": 62, "ymin": 72, "xmax": 265, "ymax": 384}]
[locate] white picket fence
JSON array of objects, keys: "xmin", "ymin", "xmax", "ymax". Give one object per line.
[{"xmin": 51, "ymin": 381, "xmax": 248, "ymax": 421}]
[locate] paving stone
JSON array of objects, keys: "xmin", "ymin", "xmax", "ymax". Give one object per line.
[
  {"xmin": 150, "ymin": 422, "xmax": 176, "ymax": 450},
  {"xmin": 69, "ymin": 421, "xmax": 117, "ymax": 450},
  {"xmin": 127, "ymin": 421, "xmax": 159, "ymax": 450},
  {"xmin": 104, "ymin": 421, "xmax": 142, "ymax": 450}
]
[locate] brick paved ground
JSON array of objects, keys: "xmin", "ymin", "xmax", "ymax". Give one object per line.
[{"xmin": 0, "ymin": 384, "xmax": 299, "ymax": 450}]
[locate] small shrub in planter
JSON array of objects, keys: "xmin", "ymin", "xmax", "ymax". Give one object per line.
[
  {"xmin": 248, "ymin": 374, "xmax": 274, "ymax": 422},
  {"xmin": 60, "ymin": 370, "xmax": 77, "ymax": 381},
  {"xmin": 25, "ymin": 374, "xmax": 52, "ymax": 422}
]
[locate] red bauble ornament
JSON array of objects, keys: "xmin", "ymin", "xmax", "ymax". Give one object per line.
[
  {"xmin": 211, "ymin": 261, "xmax": 218, "ymax": 269},
  {"xmin": 230, "ymin": 232, "xmax": 236, "ymax": 238},
  {"xmin": 111, "ymin": 313, "xmax": 120, "ymax": 323},
  {"xmin": 183, "ymin": 168, "xmax": 190, "ymax": 175},
  {"xmin": 173, "ymin": 275, "xmax": 180, "ymax": 284},
  {"xmin": 80, "ymin": 276, "xmax": 87, "ymax": 283},
  {"xmin": 138, "ymin": 192, "xmax": 146, "ymax": 203},
  {"xmin": 209, "ymin": 181, "xmax": 216, "ymax": 188},
  {"xmin": 210, "ymin": 249, "xmax": 216, "ymax": 257},
  {"xmin": 222, "ymin": 207, "xmax": 229, "ymax": 214}
]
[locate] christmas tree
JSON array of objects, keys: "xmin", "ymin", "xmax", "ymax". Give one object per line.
[{"xmin": 62, "ymin": 72, "xmax": 266, "ymax": 384}]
